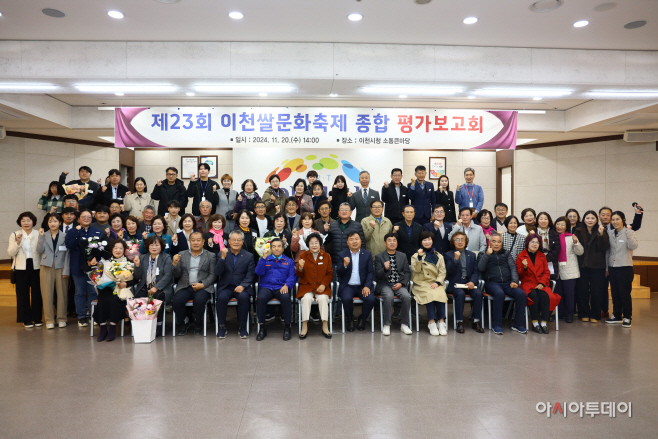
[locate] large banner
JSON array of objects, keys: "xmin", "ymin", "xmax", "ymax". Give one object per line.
[
  {"xmin": 233, "ymin": 148, "xmax": 404, "ymax": 198},
  {"xmin": 115, "ymin": 107, "xmax": 517, "ymax": 150}
]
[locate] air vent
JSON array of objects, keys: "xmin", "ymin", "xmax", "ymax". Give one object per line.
[
  {"xmin": 605, "ymin": 113, "xmax": 658, "ymax": 126},
  {"xmin": 624, "ymin": 130, "xmax": 658, "ymax": 143},
  {"xmin": 529, "ymin": 0, "xmax": 563, "ymax": 13}
]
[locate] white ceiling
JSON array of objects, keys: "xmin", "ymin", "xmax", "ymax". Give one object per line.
[{"xmin": 0, "ymin": 0, "xmax": 657, "ymax": 50}]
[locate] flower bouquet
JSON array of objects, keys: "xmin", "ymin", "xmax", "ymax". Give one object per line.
[
  {"xmin": 126, "ymin": 295, "xmax": 163, "ymax": 343},
  {"xmin": 124, "ymin": 238, "xmax": 141, "ymax": 260},
  {"xmin": 254, "ymin": 237, "xmax": 273, "ymax": 258},
  {"xmin": 63, "ymin": 182, "xmax": 88, "ymax": 200},
  {"xmin": 106, "ymin": 259, "xmax": 135, "ymax": 300}
]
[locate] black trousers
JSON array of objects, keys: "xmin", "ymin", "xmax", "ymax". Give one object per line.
[
  {"xmin": 527, "ymin": 289, "xmax": 550, "ymax": 322},
  {"xmin": 15, "ymin": 259, "xmax": 42, "ymax": 324},
  {"xmin": 609, "ymin": 266, "xmax": 634, "ymax": 319},
  {"xmin": 172, "ymin": 286, "xmax": 210, "ymax": 329},
  {"xmin": 93, "ymin": 286, "xmax": 126, "ymax": 324},
  {"xmin": 576, "ymin": 267, "xmax": 606, "ymax": 319},
  {"xmin": 135, "ymin": 288, "xmax": 166, "ymax": 323}
]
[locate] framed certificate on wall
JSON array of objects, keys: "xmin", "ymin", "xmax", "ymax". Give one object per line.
[
  {"xmin": 199, "ymin": 155, "xmax": 218, "ymax": 178},
  {"xmin": 181, "ymin": 156, "xmax": 199, "ymax": 179},
  {"xmin": 428, "ymin": 157, "xmax": 447, "ymax": 180}
]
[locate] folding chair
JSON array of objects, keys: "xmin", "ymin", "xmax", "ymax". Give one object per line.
[
  {"xmin": 214, "ymin": 281, "xmax": 251, "ymax": 335},
  {"xmin": 172, "ymin": 283, "xmax": 211, "ymax": 337},
  {"xmin": 338, "ymin": 281, "xmax": 375, "ymax": 333},
  {"xmin": 376, "ymin": 281, "xmax": 413, "ymax": 332},
  {"xmin": 89, "ymin": 299, "xmax": 125, "ymax": 337},
  {"xmin": 410, "ymin": 281, "xmax": 449, "ymax": 333},
  {"xmin": 256, "ymin": 282, "xmax": 296, "ymax": 334},
  {"xmin": 296, "ymin": 282, "xmax": 333, "ymax": 335},
  {"xmin": 447, "ymin": 280, "xmax": 485, "ymax": 329}
]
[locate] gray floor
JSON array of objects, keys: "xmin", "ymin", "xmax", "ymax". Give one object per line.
[{"xmin": 1, "ymin": 299, "xmax": 657, "ymax": 439}]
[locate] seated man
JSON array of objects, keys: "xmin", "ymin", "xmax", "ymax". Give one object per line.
[
  {"xmin": 476, "ymin": 233, "xmax": 528, "ymax": 335},
  {"xmin": 445, "ymin": 231, "xmax": 484, "ymax": 334},
  {"xmin": 374, "ymin": 233, "xmax": 412, "ymax": 335},
  {"xmin": 255, "ymin": 238, "xmax": 297, "ymax": 341},
  {"xmin": 215, "ymin": 230, "xmax": 255, "ymax": 339},
  {"xmin": 172, "ymin": 232, "xmax": 217, "ymax": 336},
  {"xmin": 336, "ymin": 232, "xmax": 375, "ymax": 332}
]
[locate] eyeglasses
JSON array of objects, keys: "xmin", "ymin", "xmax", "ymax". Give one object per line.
[
  {"xmin": 166, "ymin": 173, "xmax": 177, "ymax": 176},
  {"xmin": 454, "ymin": 238, "xmax": 465, "ymax": 242}
]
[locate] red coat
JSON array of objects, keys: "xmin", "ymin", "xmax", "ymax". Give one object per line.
[
  {"xmin": 516, "ymin": 250, "xmax": 560, "ymax": 311},
  {"xmin": 296, "ymin": 250, "xmax": 333, "ymax": 298}
]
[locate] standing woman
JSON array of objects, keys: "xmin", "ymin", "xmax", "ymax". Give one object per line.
[
  {"xmin": 606, "ymin": 211, "xmax": 638, "ymax": 328},
  {"xmin": 516, "ymin": 233, "xmax": 560, "ymax": 334},
  {"xmin": 264, "ymin": 213, "xmax": 293, "ymax": 259},
  {"xmin": 553, "ymin": 216, "xmax": 583, "ymax": 323},
  {"xmin": 565, "ymin": 209, "xmax": 581, "ymax": 234},
  {"xmin": 536, "ymin": 212, "xmax": 561, "ymax": 280},
  {"xmin": 203, "ymin": 214, "xmax": 228, "ymax": 254},
  {"xmin": 106, "ymin": 213, "xmax": 126, "ymax": 240},
  {"xmin": 233, "ymin": 179, "xmax": 261, "ymax": 217},
  {"xmin": 477, "ymin": 209, "xmax": 496, "ymax": 246},
  {"xmin": 263, "ymin": 174, "xmax": 287, "ymax": 218},
  {"xmin": 38, "ymin": 181, "xmax": 65, "ymax": 214},
  {"xmin": 171, "ymin": 213, "xmax": 197, "ymax": 257},
  {"xmin": 291, "ymin": 178, "xmax": 314, "ymax": 216},
  {"xmin": 139, "ymin": 216, "xmax": 172, "ymax": 254},
  {"xmin": 327, "ymin": 175, "xmax": 352, "ymax": 220},
  {"xmin": 217, "ymin": 174, "xmax": 238, "ymax": 231},
  {"xmin": 435, "ymin": 175, "xmax": 456, "ymax": 223},
  {"xmin": 502, "ymin": 216, "xmax": 526, "ymax": 261},
  {"xmin": 411, "ymin": 231, "xmax": 448, "ymax": 336},
  {"xmin": 296, "ymin": 233, "xmax": 333, "ymax": 339},
  {"xmin": 123, "ymin": 177, "xmax": 152, "ymax": 219},
  {"xmin": 291, "ymin": 212, "xmax": 321, "ymax": 261},
  {"xmin": 8, "ymin": 212, "xmax": 43, "ymax": 328},
  {"xmin": 235, "ymin": 209, "xmax": 259, "ymax": 262},
  {"xmin": 574, "ymin": 210, "xmax": 610, "ymax": 323},
  {"xmin": 517, "ymin": 208, "xmax": 537, "ymax": 235},
  {"xmin": 37, "ymin": 213, "xmax": 69, "ymax": 329}
]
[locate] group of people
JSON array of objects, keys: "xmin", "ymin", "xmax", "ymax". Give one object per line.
[{"xmin": 9, "ymin": 162, "xmax": 641, "ymax": 342}]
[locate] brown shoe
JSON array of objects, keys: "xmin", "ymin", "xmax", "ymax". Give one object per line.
[
  {"xmin": 472, "ymin": 321, "xmax": 484, "ymax": 333},
  {"xmin": 601, "ymin": 311, "xmax": 609, "ymax": 319},
  {"xmin": 456, "ymin": 322, "xmax": 465, "ymax": 333}
]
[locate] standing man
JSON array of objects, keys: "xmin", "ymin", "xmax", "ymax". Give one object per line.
[
  {"xmin": 187, "ymin": 162, "xmax": 220, "ymax": 216},
  {"xmin": 59, "ymin": 166, "xmax": 101, "ymax": 200},
  {"xmin": 137, "ymin": 206, "xmax": 156, "ymax": 235},
  {"xmin": 151, "ymin": 167, "xmax": 189, "ymax": 216},
  {"xmin": 374, "ymin": 233, "xmax": 412, "ymax": 335},
  {"xmin": 493, "ymin": 203, "xmax": 510, "ymax": 233},
  {"xmin": 314, "ymin": 200, "xmax": 335, "ymax": 255},
  {"xmin": 326, "ymin": 203, "xmax": 366, "ymax": 264},
  {"xmin": 95, "ymin": 169, "xmax": 129, "ymax": 207},
  {"xmin": 454, "ymin": 167, "xmax": 484, "ymax": 217},
  {"xmin": 449, "ymin": 207, "xmax": 487, "ymax": 253},
  {"xmin": 255, "ymin": 238, "xmax": 297, "ymax": 341},
  {"xmin": 214, "ymin": 230, "xmax": 255, "ymax": 339},
  {"xmin": 361, "ymin": 200, "xmax": 392, "ymax": 258},
  {"xmin": 393, "ymin": 205, "xmax": 424, "ymax": 263},
  {"xmin": 349, "ymin": 171, "xmax": 381, "ymax": 224},
  {"xmin": 336, "ymin": 232, "xmax": 375, "ymax": 332},
  {"xmin": 251, "ymin": 200, "xmax": 273, "ymax": 237},
  {"xmin": 381, "ymin": 168, "xmax": 409, "ymax": 225},
  {"xmin": 304, "ymin": 170, "xmax": 326, "ymax": 196},
  {"xmin": 407, "ymin": 165, "xmax": 435, "ymax": 225}
]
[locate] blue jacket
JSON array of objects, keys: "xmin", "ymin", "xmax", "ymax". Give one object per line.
[
  {"xmin": 255, "ymin": 254, "xmax": 297, "ymax": 291},
  {"xmin": 444, "ymin": 249, "xmax": 479, "ymax": 293},
  {"xmin": 139, "ymin": 233, "xmax": 173, "ymax": 255},
  {"xmin": 454, "ymin": 183, "xmax": 484, "ymax": 212},
  {"xmin": 335, "ymin": 248, "xmax": 374, "ymax": 292},
  {"xmin": 407, "ymin": 181, "xmax": 435, "ymax": 219},
  {"xmin": 215, "ymin": 248, "xmax": 256, "ymax": 293},
  {"xmin": 423, "ymin": 221, "xmax": 453, "ymax": 255},
  {"xmin": 64, "ymin": 226, "xmax": 102, "ymax": 276}
]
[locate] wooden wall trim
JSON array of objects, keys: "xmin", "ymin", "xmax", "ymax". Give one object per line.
[
  {"xmin": 517, "ymin": 134, "xmax": 623, "ymax": 150},
  {"xmin": 119, "ymin": 148, "xmax": 135, "ymax": 168},
  {"xmin": 7, "ymin": 131, "xmax": 113, "ymax": 148}
]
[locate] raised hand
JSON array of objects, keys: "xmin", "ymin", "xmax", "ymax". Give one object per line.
[
  {"xmin": 522, "ymin": 258, "xmax": 528, "ymax": 268},
  {"xmin": 42, "ymin": 191, "xmax": 48, "ymax": 197},
  {"xmin": 343, "ymin": 256, "xmax": 351, "ymax": 267},
  {"xmin": 125, "ymin": 192, "xmax": 131, "ymax": 196},
  {"xmin": 418, "ymin": 248, "xmax": 424, "ymax": 256},
  {"xmin": 454, "ymin": 251, "xmax": 461, "ymax": 261},
  {"xmin": 327, "ymin": 195, "xmax": 332, "ymax": 202},
  {"xmin": 292, "ymin": 228, "xmax": 298, "ymax": 236},
  {"xmin": 63, "ymin": 171, "xmax": 69, "ymax": 175},
  {"xmin": 190, "ymin": 173, "xmax": 196, "ymax": 182},
  {"xmin": 301, "ymin": 198, "xmax": 306, "ymax": 205},
  {"xmin": 324, "ymin": 222, "xmax": 330, "ymax": 232},
  {"xmin": 298, "ymin": 259, "xmax": 305, "ymax": 269},
  {"xmin": 207, "ymin": 237, "xmax": 213, "ymax": 247},
  {"xmin": 106, "ymin": 228, "xmax": 111, "ymax": 237},
  {"xmin": 213, "ymin": 185, "xmax": 217, "ymax": 193},
  {"xmin": 157, "ymin": 179, "xmax": 163, "ymax": 186},
  {"xmin": 50, "ymin": 206, "xmax": 58, "ymax": 214},
  {"xmin": 172, "ymin": 234, "xmax": 178, "ymax": 245},
  {"xmin": 16, "ymin": 233, "xmax": 22, "ymax": 244},
  {"xmin": 347, "ymin": 191, "xmax": 352, "ymax": 197},
  {"xmin": 456, "ymin": 218, "xmax": 463, "ymax": 227},
  {"xmin": 133, "ymin": 256, "xmax": 140, "ymax": 267},
  {"xmin": 456, "ymin": 184, "xmax": 462, "ymax": 192},
  {"xmin": 384, "ymin": 181, "xmax": 389, "ymax": 188},
  {"xmin": 393, "ymin": 225, "xmax": 399, "ymax": 233},
  {"xmin": 433, "ymin": 220, "xmax": 441, "ymax": 229},
  {"xmin": 172, "ymin": 254, "xmax": 181, "ymax": 266},
  {"xmin": 410, "ymin": 177, "xmax": 416, "ymax": 185},
  {"xmin": 38, "ymin": 228, "xmax": 45, "ymax": 236},
  {"xmin": 369, "ymin": 220, "xmax": 376, "ymax": 229},
  {"xmin": 384, "ymin": 260, "xmax": 390, "ymax": 270},
  {"xmin": 486, "ymin": 243, "xmax": 493, "ymax": 255},
  {"xmin": 96, "ymin": 178, "xmax": 102, "ymax": 184},
  {"xmin": 275, "ymin": 205, "xmax": 281, "ymax": 213},
  {"xmin": 237, "ymin": 194, "xmax": 242, "ymax": 202},
  {"xmin": 598, "ymin": 225, "xmax": 605, "ymax": 235},
  {"xmin": 76, "ymin": 225, "xmax": 82, "ymax": 230},
  {"xmin": 572, "ymin": 235, "xmax": 578, "ymax": 244},
  {"xmin": 270, "ymin": 195, "xmax": 276, "ymax": 203},
  {"xmin": 221, "ymin": 247, "xmax": 229, "ymax": 259},
  {"xmin": 101, "ymin": 186, "xmax": 107, "ymax": 192},
  {"xmin": 142, "ymin": 231, "xmax": 149, "ymax": 239},
  {"xmin": 117, "ymin": 230, "xmax": 124, "ymax": 239},
  {"xmin": 263, "ymin": 248, "xmax": 271, "ymax": 258},
  {"xmin": 635, "ymin": 203, "xmax": 643, "ymax": 214}
]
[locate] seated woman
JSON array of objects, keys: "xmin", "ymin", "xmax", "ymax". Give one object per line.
[
  {"xmin": 133, "ymin": 235, "xmax": 173, "ymax": 328},
  {"xmin": 88, "ymin": 239, "xmax": 137, "ymax": 342},
  {"xmin": 516, "ymin": 233, "xmax": 561, "ymax": 334},
  {"xmin": 106, "ymin": 213, "xmax": 126, "ymax": 240},
  {"xmin": 296, "ymin": 233, "xmax": 333, "ymax": 339},
  {"xmin": 411, "ymin": 231, "xmax": 448, "ymax": 336},
  {"xmin": 139, "ymin": 216, "xmax": 172, "ymax": 254},
  {"xmin": 202, "ymin": 214, "xmax": 228, "ymax": 254},
  {"xmin": 171, "ymin": 213, "xmax": 197, "ymax": 257},
  {"xmin": 264, "ymin": 213, "xmax": 293, "ymax": 259},
  {"xmin": 38, "ymin": 181, "xmax": 65, "ymax": 214},
  {"xmin": 291, "ymin": 212, "xmax": 321, "ymax": 261},
  {"xmin": 477, "ymin": 209, "xmax": 495, "ymax": 246},
  {"xmin": 517, "ymin": 208, "xmax": 537, "ymax": 236},
  {"xmin": 501, "ymin": 215, "xmax": 526, "ymax": 261}
]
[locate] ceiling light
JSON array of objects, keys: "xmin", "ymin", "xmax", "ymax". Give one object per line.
[
  {"xmin": 115, "ymin": 92, "xmax": 124, "ymax": 96},
  {"xmin": 194, "ymin": 85, "xmax": 294, "ymax": 93},
  {"xmin": 516, "ymin": 139, "xmax": 537, "ymax": 145},
  {"xmin": 348, "ymin": 13, "xmax": 363, "ymax": 21},
  {"xmin": 533, "ymin": 97, "xmax": 543, "ymax": 101},
  {"xmin": 517, "ymin": 110, "xmax": 546, "ymax": 114},
  {"xmin": 360, "ymin": 86, "xmax": 462, "ymax": 95},
  {"xmin": 0, "ymin": 84, "xmax": 58, "ymax": 90},
  {"xmin": 463, "ymin": 17, "xmax": 478, "ymax": 24},
  {"xmin": 0, "ymin": 12, "xmax": 3, "ymax": 17},
  {"xmin": 588, "ymin": 90, "xmax": 658, "ymax": 98},
  {"xmin": 624, "ymin": 20, "xmax": 647, "ymax": 29},
  {"xmin": 399, "ymin": 95, "xmax": 407, "ymax": 98},
  {"xmin": 467, "ymin": 96, "xmax": 476, "ymax": 99},
  {"xmin": 573, "ymin": 20, "xmax": 589, "ymax": 28},
  {"xmin": 42, "ymin": 8, "xmax": 65, "ymax": 18},
  {"xmin": 474, "ymin": 88, "xmax": 572, "ymax": 98},
  {"xmin": 330, "ymin": 93, "xmax": 338, "ymax": 97},
  {"xmin": 258, "ymin": 93, "xmax": 267, "ymax": 97},
  {"xmin": 229, "ymin": 11, "xmax": 244, "ymax": 19},
  {"xmin": 186, "ymin": 92, "xmax": 195, "ymax": 96},
  {"xmin": 529, "ymin": 0, "xmax": 563, "ymax": 13},
  {"xmin": 75, "ymin": 85, "xmax": 177, "ymax": 93},
  {"xmin": 107, "ymin": 10, "xmax": 124, "ymax": 19}
]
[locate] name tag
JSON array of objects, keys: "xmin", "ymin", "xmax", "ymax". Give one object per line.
[
  {"xmin": 469, "ymin": 201, "xmax": 474, "ymax": 208},
  {"xmin": 201, "ymin": 196, "xmax": 206, "ymax": 202},
  {"xmin": 619, "ymin": 240, "xmax": 624, "ymax": 243},
  {"xmin": 165, "ymin": 244, "xmax": 169, "ymax": 249},
  {"xmin": 117, "ymin": 197, "xmax": 123, "ymax": 200},
  {"xmin": 59, "ymin": 245, "xmax": 67, "ymax": 251},
  {"xmin": 87, "ymin": 190, "xmax": 94, "ymax": 194},
  {"xmin": 156, "ymin": 268, "xmax": 160, "ymax": 275},
  {"xmin": 318, "ymin": 262, "xmax": 324, "ymax": 265}
]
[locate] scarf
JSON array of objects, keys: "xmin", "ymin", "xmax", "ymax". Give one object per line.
[
  {"xmin": 244, "ymin": 191, "xmax": 256, "ymax": 200},
  {"xmin": 558, "ymin": 232, "xmax": 572, "ymax": 263},
  {"xmin": 239, "ymin": 225, "xmax": 250, "ymax": 233},
  {"xmin": 298, "ymin": 228, "xmax": 313, "ymax": 251},
  {"xmin": 146, "ymin": 255, "xmax": 158, "ymax": 288},
  {"xmin": 209, "ymin": 228, "xmax": 226, "ymax": 250},
  {"xmin": 537, "ymin": 227, "xmax": 550, "ymax": 252}
]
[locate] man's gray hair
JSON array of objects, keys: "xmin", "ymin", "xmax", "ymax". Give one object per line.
[
  {"xmin": 464, "ymin": 167, "xmax": 475, "ymax": 175},
  {"xmin": 143, "ymin": 205, "xmax": 156, "ymax": 213},
  {"xmin": 228, "ymin": 230, "xmax": 244, "ymax": 240},
  {"xmin": 359, "ymin": 170, "xmax": 370, "ymax": 177},
  {"xmin": 339, "ymin": 202, "xmax": 352, "ymax": 210}
]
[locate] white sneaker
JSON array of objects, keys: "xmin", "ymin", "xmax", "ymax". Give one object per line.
[
  {"xmin": 58, "ymin": 322, "xmax": 67, "ymax": 328},
  {"xmin": 46, "ymin": 323, "xmax": 55, "ymax": 329},
  {"xmin": 401, "ymin": 324, "xmax": 412, "ymax": 335},
  {"xmin": 428, "ymin": 322, "xmax": 439, "ymax": 336},
  {"xmin": 438, "ymin": 321, "xmax": 448, "ymax": 336},
  {"xmin": 382, "ymin": 325, "xmax": 391, "ymax": 336}
]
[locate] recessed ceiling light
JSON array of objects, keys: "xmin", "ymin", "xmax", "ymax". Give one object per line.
[
  {"xmin": 107, "ymin": 10, "xmax": 124, "ymax": 19},
  {"xmin": 361, "ymin": 86, "xmax": 463, "ymax": 95},
  {"xmin": 533, "ymin": 97, "xmax": 543, "ymax": 100},
  {"xmin": 399, "ymin": 95, "xmax": 407, "ymax": 98},
  {"xmin": 76, "ymin": 85, "xmax": 177, "ymax": 93},
  {"xmin": 0, "ymin": 12, "xmax": 3, "ymax": 17},
  {"xmin": 259, "ymin": 93, "xmax": 267, "ymax": 97},
  {"xmin": 42, "ymin": 8, "xmax": 65, "ymax": 18},
  {"xmin": 463, "ymin": 17, "xmax": 478, "ymax": 24},
  {"xmin": 194, "ymin": 85, "xmax": 294, "ymax": 93},
  {"xmin": 593, "ymin": 3, "xmax": 617, "ymax": 12},
  {"xmin": 186, "ymin": 92, "xmax": 195, "ymax": 96},
  {"xmin": 114, "ymin": 92, "xmax": 124, "ymax": 96},
  {"xmin": 529, "ymin": 0, "xmax": 563, "ymax": 13},
  {"xmin": 573, "ymin": 20, "xmax": 589, "ymax": 28},
  {"xmin": 467, "ymin": 96, "xmax": 476, "ymax": 99},
  {"xmin": 330, "ymin": 93, "xmax": 338, "ymax": 97},
  {"xmin": 348, "ymin": 13, "xmax": 363, "ymax": 21},
  {"xmin": 0, "ymin": 84, "xmax": 58, "ymax": 90},
  {"xmin": 624, "ymin": 20, "xmax": 647, "ymax": 30},
  {"xmin": 229, "ymin": 11, "xmax": 244, "ymax": 19},
  {"xmin": 474, "ymin": 88, "xmax": 571, "ymax": 98}
]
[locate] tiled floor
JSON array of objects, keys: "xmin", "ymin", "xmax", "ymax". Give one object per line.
[{"xmin": 1, "ymin": 299, "xmax": 657, "ymax": 439}]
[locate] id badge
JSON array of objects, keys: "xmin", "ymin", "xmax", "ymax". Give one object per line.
[
  {"xmin": 201, "ymin": 196, "xmax": 206, "ymax": 202},
  {"xmin": 156, "ymin": 268, "xmax": 160, "ymax": 275},
  {"xmin": 469, "ymin": 201, "xmax": 473, "ymax": 208},
  {"xmin": 59, "ymin": 245, "xmax": 67, "ymax": 251}
]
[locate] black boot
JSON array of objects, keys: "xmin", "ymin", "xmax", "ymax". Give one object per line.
[
  {"xmin": 283, "ymin": 324, "xmax": 292, "ymax": 341},
  {"xmin": 106, "ymin": 325, "xmax": 117, "ymax": 342},
  {"xmin": 97, "ymin": 325, "xmax": 108, "ymax": 342}
]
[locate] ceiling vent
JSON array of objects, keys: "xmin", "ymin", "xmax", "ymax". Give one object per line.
[
  {"xmin": 604, "ymin": 113, "xmax": 658, "ymax": 126},
  {"xmin": 624, "ymin": 130, "xmax": 658, "ymax": 143},
  {"xmin": 529, "ymin": 0, "xmax": 563, "ymax": 13}
]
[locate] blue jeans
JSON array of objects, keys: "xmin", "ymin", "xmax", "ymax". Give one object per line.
[
  {"xmin": 72, "ymin": 273, "xmax": 98, "ymax": 320},
  {"xmin": 451, "ymin": 287, "xmax": 482, "ymax": 321},
  {"xmin": 485, "ymin": 282, "xmax": 526, "ymax": 328},
  {"xmin": 426, "ymin": 301, "xmax": 446, "ymax": 321}
]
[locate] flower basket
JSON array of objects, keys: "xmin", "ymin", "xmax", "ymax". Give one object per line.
[
  {"xmin": 126, "ymin": 297, "xmax": 163, "ymax": 343},
  {"xmin": 131, "ymin": 319, "xmax": 158, "ymax": 343}
]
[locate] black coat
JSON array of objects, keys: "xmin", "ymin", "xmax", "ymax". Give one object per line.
[
  {"xmin": 435, "ymin": 189, "xmax": 456, "ymax": 223},
  {"xmin": 151, "ymin": 179, "xmax": 189, "ymax": 216},
  {"xmin": 574, "ymin": 226, "xmax": 610, "ymax": 270},
  {"xmin": 381, "ymin": 182, "xmax": 409, "ymax": 225},
  {"xmin": 94, "ymin": 183, "xmax": 129, "ymax": 207},
  {"xmin": 328, "ymin": 189, "xmax": 349, "ymax": 220},
  {"xmin": 394, "ymin": 221, "xmax": 424, "ymax": 263},
  {"xmin": 186, "ymin": 179, "xmax": 220, "ymax": 216},
  {"xmin": 326, "ymin": 219, "xmax": 365, "ymax": 263},
  {"xmin": 423, "ymin": 222, "xmax": 453, "ymax": 255}
]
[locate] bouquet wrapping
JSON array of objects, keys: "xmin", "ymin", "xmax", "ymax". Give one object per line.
[{"xmin": 126, "ymin": 297, "xmax": 163, "ymax": 321}]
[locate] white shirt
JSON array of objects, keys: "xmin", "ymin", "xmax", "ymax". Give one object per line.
[
  {"xmin": 256, "ymin": 217, "xmax": 269, "ymax": 238},
  {"xmin": 348, "ymin": 249, "xmax": 361, "ymax": 285},
  {"xmin": 21, "ymin": 231, "xmax": 33, "ymax": 259},
  {"xmin": 62, "ymin": 223, "xmax": 73, "ymax": 234}
]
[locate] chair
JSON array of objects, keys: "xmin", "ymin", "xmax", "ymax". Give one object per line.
[
  {"xmin": 524, "ymin": 280, "xmax": 559, "ymax": 331},
  {"xmin": 89, "ymin": 299, "xmax": 125, "ymax": 337},
  {"xmin": 296, "ymin": 282, "xmax": 333, "ymax": 335},
  {"xmin": 338, "ymin": 281, "xmax": 375, "ymax": 333},
  {"xmin": 256, "ymin": 282, "xmax": 296, "ymax": 334},
  {"xmin": 376, "ymin": 281, "xmax": 412, "ymax": 332},
  {"xmin": 410, "ymin": 281, "xmax": 449, "ymax": 333},
  {"xmin": 172, "ymin": 283, "xmax": 212, "ymax": 337},
  {"xmin": 446, "ymin": 280, "xmax": 485, "ymax": 329}
]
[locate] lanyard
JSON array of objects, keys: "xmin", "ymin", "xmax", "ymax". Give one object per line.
[
  {"xmin": 465, "ymin": 184, "xmax": 474, "ymax": 200},
  {"xmin": 199, "ymin": 180, "xmax": 208, "ymax": 195}
]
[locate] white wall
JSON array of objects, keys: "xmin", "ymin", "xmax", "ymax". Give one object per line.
[
  {"xmin": 1, "ymin": 136, "xmax": 119, "ymax": 258},
  {"xmin": 514, "ymin": 139, "xmax": 658, "ymax": 257}
]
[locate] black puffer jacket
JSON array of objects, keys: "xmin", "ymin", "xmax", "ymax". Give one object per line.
[
  {"xmin": 477, "ymin": 249, "xmax": 519, "ymax": 284},
  {"xmin": 326, "ymin": 219, "xmax": 365, "ymax": 263}
]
